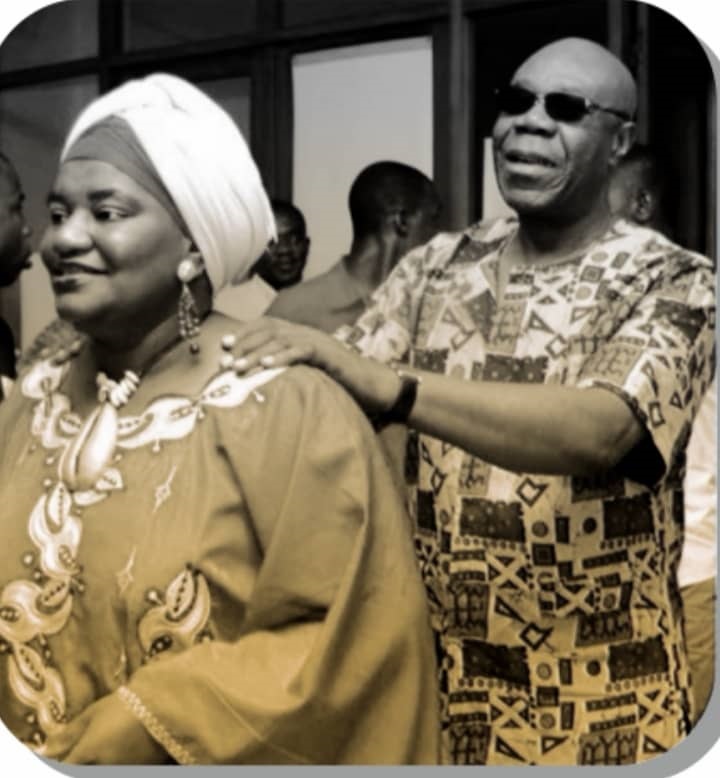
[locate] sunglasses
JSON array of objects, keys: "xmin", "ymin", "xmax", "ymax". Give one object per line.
[{"xmin": 495, "ymin": 84, "xmax": 632, "ymax": 123}]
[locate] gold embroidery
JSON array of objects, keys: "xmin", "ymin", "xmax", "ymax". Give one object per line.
[
  {"xmin": 138, "ymin": 566, "xmax": 212, "ymax": 662},
  {"xmin": 153, "ymin": 465, "xmax": 178, "ymax": 514},
  {"xmin": 1, "ymin": 360, "xmax": 282, "ymax": 744},
  {"xmin": 117, "ymin": 685, "xmax": 196, "ymax": 765},
  {"xmin": 116, "ymin": 547, "xmax": 137, "ymax": 594}
]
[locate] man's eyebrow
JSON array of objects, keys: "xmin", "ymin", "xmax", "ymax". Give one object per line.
[{"xmin": 46, "ymin": 190, "xmax": 66, "ymax": 205}]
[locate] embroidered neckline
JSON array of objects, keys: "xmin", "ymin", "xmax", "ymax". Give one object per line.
[
  {"xmin": 22, "ymin": 359, "xmax": 285, "ymax": 452},
  {"xmin": 0, "ymin": 361, "xmax": 285, "ymax": 750}
]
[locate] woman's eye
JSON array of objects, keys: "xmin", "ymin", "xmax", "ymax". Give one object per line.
[{"xmin": 96, "ymin": 208, "xmax": 124, "ymax": 222}]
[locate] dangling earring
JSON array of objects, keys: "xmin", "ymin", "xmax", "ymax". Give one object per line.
[{"xmin": 177, "ymin": 257, "xmax": 203, "ymax": 355}]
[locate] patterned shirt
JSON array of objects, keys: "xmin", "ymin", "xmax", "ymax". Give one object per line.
[{"xmin": 338, "ymin": 216, "xmax": 716, "ymax": 765}]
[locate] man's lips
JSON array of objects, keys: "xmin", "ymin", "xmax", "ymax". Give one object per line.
[
  {"xmin": 503, "ymin": 150, "xmax": 558, "ymax": 168},
  {"xmin": 272, "ymin": 261, "xmax": 301, "ymax": 274}
]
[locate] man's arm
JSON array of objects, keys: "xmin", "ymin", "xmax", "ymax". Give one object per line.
[{"xmin": 225, "ymin": 321, "xmax": 646, "ymax": 476}]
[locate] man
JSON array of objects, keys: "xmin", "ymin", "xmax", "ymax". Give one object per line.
[
  {"xmin": 610, "ymin": 146, "xmax": 716, "ymax": 724},
  {"xmin": 608, "ymin": 143, "xmax": 669, "ymax": 233},
  {"xmin": 679, "ymin": 378, "xmax": 716, "ymax": 723},
  {"xmin": 0, "ymin": 150, "xmax": 32, "ymax": 395},
  {"xmin": 268, "ymin": 162, "xmax": 441, "ymax": 332},
  {"xmin": 213, "ymin": 199, "xmax": 309, "ymax": 321},
  {"xmin": 256, "ymin": 199, "xmax": 310, "ymax": 290},
  {"xmin": 225, "ymin": 38, "xmax": 715, "ymax": 764}
]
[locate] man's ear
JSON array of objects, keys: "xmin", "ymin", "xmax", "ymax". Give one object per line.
[
  {"xmin": 388, "ymin": 209, "xmax": 410, "ymax": 238},
  {"xmin": 610, "ymin": 122, "xmax": 636, "ymax": 166}
]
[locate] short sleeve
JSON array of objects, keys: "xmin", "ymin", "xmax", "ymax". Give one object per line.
[
  {"xmin": 577, "ymin": 249, "xmax": 715, "ymax": 477},
  {"xmin": 335, "ymin": 231, "xmax": 463, "ymax": 364}
]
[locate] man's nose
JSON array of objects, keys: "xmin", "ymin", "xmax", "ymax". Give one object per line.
[{"xmin": 513, "ymin": 98, "xmax": 557, "ymax": 134}]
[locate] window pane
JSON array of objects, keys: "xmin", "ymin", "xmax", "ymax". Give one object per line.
[
  {"xmin": 197, "ymin": 77, "xmax": 251, "ymax": 141},
  {"xmin": 124, "ymin": 0, "xmax": 257, "ymax": 50},
  {"xmin": 0, "ymin": 77, "xmax": 99, "ymax": 347},
  {"xmin": 292, "ymin": 38, "xmax": 433, "ymax": 278},
  {"xmin": 0, "ymin": 0, "xmax": 98, "ymax": 72},
  {"xmin": 282, "ymin": 0, "xmax": 441, "ymax": 28}
]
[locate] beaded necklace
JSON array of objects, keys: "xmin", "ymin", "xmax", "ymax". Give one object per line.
[{"xmin": 54, "ymin": 332, "xmax": 185, "ymax": 492}]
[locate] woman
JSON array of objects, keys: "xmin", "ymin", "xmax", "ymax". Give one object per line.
[{"xmin": 0, "ymin": 75, "xmax": 439, "ymax": 765}]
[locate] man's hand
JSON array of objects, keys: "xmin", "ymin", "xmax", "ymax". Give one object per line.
[
  {"xmin": 220, "ymin": 317, "xmax": 401, "ymax": 414},
  {"xmin": 44, "ymin": 692, "xmax": 168, "ymax": 765}
]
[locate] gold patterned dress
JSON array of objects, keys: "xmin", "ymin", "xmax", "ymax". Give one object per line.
[
  {"xmin": 0, "ymin": 360, "xmax": 440, "ymax": 764},
  {"xmin": 339, "ymin": 216, "xmax": 716, "ymax": 765}
]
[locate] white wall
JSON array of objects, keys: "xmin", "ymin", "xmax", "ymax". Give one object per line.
[
  {"xmin": 292, "ymin": 37, "xmax": 433, "ymax": 278},
  {"xmin": 482, "ymin": 136, "xmax": 515, "ymax": 220}
]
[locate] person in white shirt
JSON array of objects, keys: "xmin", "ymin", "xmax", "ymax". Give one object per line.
[
  {"xmin": 678, "ymin": 381, "xmax": 716, "ymax": 721},
  {"xmin": 610, "ymin": 147, "xmax": 716, "ymax": 723}
]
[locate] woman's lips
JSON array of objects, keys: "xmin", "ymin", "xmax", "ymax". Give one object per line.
[{"xmin": 51, "ymin": 262, "xmax": 106, "ymax": 277}]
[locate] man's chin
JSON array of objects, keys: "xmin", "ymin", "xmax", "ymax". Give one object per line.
[
  {"xmin": 502, "ymin": 189, "xmax": 564, "ymax": 216},
  {"xmin": 272, "ymin": 272, "xmax": 303, "ymax": 289}
]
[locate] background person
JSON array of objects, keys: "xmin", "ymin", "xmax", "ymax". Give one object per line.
[
  {"xmin": 0, "ymin": 73, "xmax": 439, "ymax": 766},
  {"xmin": 608, "ymin": 143, "xmax": 670, "ymax": 234},
  {"xmin": 268, "ymin": 161, "xmax": 441, "ymax": 333},
  {"xmin": 0, "ymin": 150, "xmax": 33, "ymax": 394},
  {"xmin": 609, "ymin": 145, "xmax": 716, "ymax": 724},
  {"xmin": 212, "ymin": 199, "xmax": 309, "ymax": 322},
  {"xmin": 678, "ymin": 379, "xmax": 716, "ymax": 722},
  {"xmin": 255, "ymin": 199, "xmax": 310, "ymax": 290},
  {"xmin": 224, "ymin": 38, "xmax": 715, "ymax": 764}
]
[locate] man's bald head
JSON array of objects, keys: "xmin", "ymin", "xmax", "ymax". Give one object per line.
[
  {"xmin": 492, "ymin": 37, "xmax": 637, "ymax": 225},
  {"xmin": 514, "ymin": 38, "xmax": 637, "ymax": 119}
]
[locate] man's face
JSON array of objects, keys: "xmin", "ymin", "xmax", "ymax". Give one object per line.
[
  {"xmin": 256, "ymin": 212, "xmax": 309, "ymax": 290},
  {"xmin": 492, "ymin": 47, "xmax": 626, "ymax": 221},
  {"xmin": 0, "ymin": 171, "xmax": 32, "ymax": 287}
]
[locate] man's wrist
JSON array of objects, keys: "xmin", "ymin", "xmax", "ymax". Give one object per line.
[{"xmin": 370, "ymin": 367, "xmax": 421, "ymax": 430}]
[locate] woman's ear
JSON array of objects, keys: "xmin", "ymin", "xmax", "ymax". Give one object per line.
[{"xmin": 177, "ymin": 244, "xmax": 205, "ymax": 283}]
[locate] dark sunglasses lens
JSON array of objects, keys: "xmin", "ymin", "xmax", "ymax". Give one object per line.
[
  {"xmin": 497, "ymin": 85, "xmax": 535, "ymax": 115},
  {"xmin": 544, "ymin": 93, "xmax": 588, "ymax": 122}
]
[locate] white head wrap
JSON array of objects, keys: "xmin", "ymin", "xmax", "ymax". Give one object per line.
[{"xmin": 60, "ymin": 73, "xmax": 276, "ymax": 295}]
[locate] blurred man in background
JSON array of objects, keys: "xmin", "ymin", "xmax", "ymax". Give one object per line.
[
  {"xmin": 213, "ymin": 199, "xmax": 309, "ymax": 321},
  {"xmin": 0, "ymin": 150, "xmax": 33, "ymax": 396},
  {"xmin": 268, "ymin": 161, "xmax": 440, "ymax": 332}
]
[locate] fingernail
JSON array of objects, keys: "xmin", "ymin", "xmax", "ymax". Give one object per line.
[
  {"xmin": 221, "ymin": 334, "xmax": 237, "ymax": 351},
  {"xmin": 261, "ymin": 355, "xmax": 275, "ymax": 366},
  {"xmin": 220, "ymin": 354, "xmax": 234, "ymax": 369},
  {"xmin": 233, "ymin": 357, "xmax": 248, "ymax": 371}
]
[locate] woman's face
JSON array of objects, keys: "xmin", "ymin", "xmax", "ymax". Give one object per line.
[{"xmin": 41, "ymin": 159, "xmax": 187, "ymax": 339}]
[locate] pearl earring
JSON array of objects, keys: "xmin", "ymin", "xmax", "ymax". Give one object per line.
[{"xmin": 177, "ymin": 258, "xmax": 203, "ymax": 355}]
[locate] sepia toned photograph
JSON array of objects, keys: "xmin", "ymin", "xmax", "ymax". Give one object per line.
[{"xmin": 0, "ymin": 0, "xmax": 715, "ymax": 769}]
